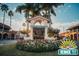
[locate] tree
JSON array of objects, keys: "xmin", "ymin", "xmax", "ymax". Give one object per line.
[
  {"xmin": 16, "ymin": 3, "xmax": 41, "ymax": 36},
  {"xmin": 0, "ymin": 4, "xmax": 9, "ymax": 40},
  {"xmin": 16, "ymin": 3, "xmax": 63, "ymax": 35},
  {"xmin": 8, "ymin": 10, "xmax": 14, "ymax": 40},
  {"xmin": 16, "ymin": 3, "xmax": 63, "ymax": 22},
  {"xmin": 0, "ymin": 3, "xmax": 2, "ymax": 6},
  {"xmin": 8, "ymin": 10, "xmax": 14, "ymax": 30},
  {"xmin": 48, "ymin": 28, "xmax": 60, "ymax": 40},
  {"xmin": 40, "ymin": 3, "xmax": 64, "ymax": 28},
  {"xmin": 16, "ymin": 3, "xmax": 42, "ymax": 18}
]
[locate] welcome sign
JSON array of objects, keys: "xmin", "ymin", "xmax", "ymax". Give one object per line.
[{"xmin": 58, "ymin": 39, "xmax": 78, "ymax": 55}]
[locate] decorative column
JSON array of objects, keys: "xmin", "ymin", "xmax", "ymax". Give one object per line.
[
  {"xmin": 77, "ymin": 28, "xmax": 78, "ymax": 40},
  {"xmin": 30, "ymin": 24, "xmax": 33, "ymax": 40},
  {"xmin": 45, "ymin": 27, "xmax": 48, "ymax": 40},
  {"xmin": 31, "ymin": 27, "xmax": 33, "ymax": 40}
]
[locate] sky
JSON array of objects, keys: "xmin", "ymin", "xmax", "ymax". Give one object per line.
[{"xmin": 0, "ymin": 3, "xmax": 79, "ymax": 32}]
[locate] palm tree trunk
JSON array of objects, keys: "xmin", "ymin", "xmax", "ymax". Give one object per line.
[
  {"xmin": 46, "ymin": 10, "xmax": 48, "ymax": 18},
  {"xmin": 10, "ymin": 16, "xmax": 11, "ymax": 28},
  {"xmin": 1, "ymin": 11, "xmax": 5, "ymax": 40},
  {"xmin": 48, "ymin": 10, "xmax": 51, "ymax": 28}
]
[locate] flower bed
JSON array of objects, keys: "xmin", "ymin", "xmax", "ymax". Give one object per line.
[{"xmin": 16, "ymin": 39, "xmax": 61, "ymax": 52}]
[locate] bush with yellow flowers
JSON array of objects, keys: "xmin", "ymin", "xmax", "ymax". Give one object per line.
[{"xmin": 20, "ymin": 29, "xmax": 31, "ymax": 34}]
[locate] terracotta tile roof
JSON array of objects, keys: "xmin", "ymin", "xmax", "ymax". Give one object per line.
[{"xmin": 0, "ymin": 23, "xmax": 11, "ymax": 30}]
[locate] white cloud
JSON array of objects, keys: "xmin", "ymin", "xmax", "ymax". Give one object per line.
[
  {"xmin": 0, "ymin": 17, "xmax": 25, "ymax": 31},
  {"xmin": 11, "ymin": 19, "xmax": 25, "ymax": 31},
  {"xmin": 0, "ymin": 15, "xmax": 79, "ymax": 33},
  {"xmin": 51, "ymin": 15, "xmax": 79, "ymax": 33}
]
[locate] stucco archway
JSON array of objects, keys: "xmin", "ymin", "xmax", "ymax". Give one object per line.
[{"xmin": 3, "ymin": 33, "xmax": 8, "ymax": 39}]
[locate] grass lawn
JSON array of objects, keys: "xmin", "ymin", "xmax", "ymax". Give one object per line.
[{"xmin": 0, "ymin": 44, "xmax": 58, "ymax": 56}]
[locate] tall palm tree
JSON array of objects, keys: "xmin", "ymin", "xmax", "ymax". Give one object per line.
[
  {"xmin": 0, "ymin": 4, "xmax": 9, "ymax": 40},
  {"xmin": 8, "ymin": 10, "xmax": 14, "ymax": 30},
  {"xmin": 8, "ymin": 10, "xmax": 14, "ymax": 39},
  {"xmin": 0, "ymin": 3, "xmax": 2, "ymax": 6}
]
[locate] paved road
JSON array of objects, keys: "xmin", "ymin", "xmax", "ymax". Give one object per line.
[{"xmin": 0, "ymin": 40, "xmax": 17, "ymax": 45}]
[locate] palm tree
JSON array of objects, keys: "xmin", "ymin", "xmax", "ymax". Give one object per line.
[
  {"xmin": 16, "ymin": 3, "xmax": 63, "ymax": 21},
  {"xmin": 0, "ymin": 4, "xmax": 9, "ymax": 40},
  {"xmin": 16, "ymin": 4, "xmax": 41, "ymax": 36},
  {"xmin": 16, "ymin": 4, "xmax": 31, "ymax": 34},
  {"xmin": 16, "ymin": 3, "xmax": 63, "ymax": 33},
  {"xmin": 8, "ymin": 10, "xmax": 14, "ymax": 40},
  {"xmin": 0, "ymin": 3, "xmax": 2, "ymax": 6},
  {"xmin": 8, "ymin": 10, "xmax": 14, "ymax": 30},
  {"xmin": 41, "ymin": 3, "xmax": 64, "ymax": 28}
]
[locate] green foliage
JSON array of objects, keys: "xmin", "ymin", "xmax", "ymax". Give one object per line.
[
  {"xmin": 16, "ymin": 3, "xmax": 64, "ymax": 19},
  {"xmin": 8, "ymin": 10, "xmax": 14, "ymax": 17},
  {"xmin": 47, "ymin": 28, "xmax": 60, "ymax": 37},
  {"xmin": 0, "ymin": 4, "xmax": 9, "ymax": 13}
]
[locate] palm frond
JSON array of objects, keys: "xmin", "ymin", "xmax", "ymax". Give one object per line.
[
  {"xmin": 0, "ymin": 4, "xmax": 9, "ymax": 13},
  {"xmin": 16, "ymin": 5, "xmax": 27, "ymax": 13},
  {"xmin": 8, "ymin": 10, "xmax": 14, "ymax": 16}
]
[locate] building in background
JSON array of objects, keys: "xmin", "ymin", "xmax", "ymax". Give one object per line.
[
  {"xmin": 60, "ymin": 24, "xmax": 79, "ymax": 40},
  {"xmin": 0, "ymin": 23, "xmax": 17, "ymax": 40}
]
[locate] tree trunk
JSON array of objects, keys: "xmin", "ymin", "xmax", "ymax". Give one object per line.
[
  {"xmin": 1, "ymin": 11, "xmax": 5, "ymax": 40},
  {"xmin": 10, "ymin": 16, "xmax": 12, "ymax": 29},
  {"xmin": 48, "ymin": 10, "xmax": 51, "ymax": 28},
  {"xmin": 46, "ymin": 10, "xmax": 48, "ymax": 19}
]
